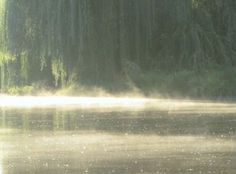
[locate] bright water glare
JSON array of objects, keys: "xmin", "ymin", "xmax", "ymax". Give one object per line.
[{"xmin": 0, "ymin": 97, "xmax": 236, "ymax": 174}]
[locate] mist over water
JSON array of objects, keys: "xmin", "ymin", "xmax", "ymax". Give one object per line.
[
  {"xmin": 1, "ymin": 96, "xmax": 236, "ymax": 113},
  {"xmin": 1, "ymin": 0, "xmax": 236, "ymax": 173},
  {"xmin": 0, "ymin": 97, "xmax": 236, "ymax": 174}
]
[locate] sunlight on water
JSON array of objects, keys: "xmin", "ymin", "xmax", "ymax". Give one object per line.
[
  {"xmin": 0, "ymin": 96, "xmax": 236, "ymax": 113},
  {"xmin": 2, "ymin": 132, "xmax": 235, "ymax": 174},
  {"xmin": 8, "ymin": 133, "xmax": 234, "ymax": 154},
  {"xmin": 1, "ymin": 100, "xmax": 236, "ymax": 174},
  {"xmin": 0, "ymin": 163, "xmax": 2, "ymax": 174},
  {"xmin": 0, "ymin": 96, "xmax": 148, "ymax": 108},
  {"xmin": 0, "ymin": 142, "xmax": 4, "ymax": 174},
  {"xmin": 3, "ymin": 132, "xmax": 236, "ymax": 161}
]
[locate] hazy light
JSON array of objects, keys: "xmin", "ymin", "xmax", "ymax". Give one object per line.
[
  {"xmin": 0, "ymin": 96, "xmax": 149, "ymax": 108},
  {"xmin": 0, "ymin": 96, "xmax": 236, "ymax": 113},
  {"xmin": 3, "ymin": 132, "xmax": 236, "ymax": 160}
]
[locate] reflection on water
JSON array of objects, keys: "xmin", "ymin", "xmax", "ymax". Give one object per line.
[
  {"xmin": 1, "ymin": 108, "xmax": 236, "ymax": 135},
  {"xmin": 0, "ymin": 99, "xmax": 236, "ymax": 174}
]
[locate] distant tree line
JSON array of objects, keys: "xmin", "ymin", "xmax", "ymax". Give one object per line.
[{"xmin": 0, "ymin": 0, "xmax": 236, "ymax": 90}]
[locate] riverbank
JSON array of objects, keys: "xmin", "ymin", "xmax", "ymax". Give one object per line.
[{"xmin": 3, "ymin": 68, "xmax": 236, "ymax": 100}]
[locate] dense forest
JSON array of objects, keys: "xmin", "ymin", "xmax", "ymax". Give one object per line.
[{"xmin": 0, "ymin": 0, "xmax": 236, "ymax": 97}]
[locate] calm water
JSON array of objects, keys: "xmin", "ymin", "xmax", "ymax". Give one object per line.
[{"xmin": 0, "ymin": 99, "xmax": 236, "ymax": 174}]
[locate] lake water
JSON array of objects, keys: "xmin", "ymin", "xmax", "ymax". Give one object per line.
[{"xmin": 0, "ymin": 97, "xmax": 236, "ymax": 174}]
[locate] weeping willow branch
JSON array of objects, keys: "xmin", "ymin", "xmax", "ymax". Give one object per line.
[{"xmin": 1, "ymin": 0, "xmax": 236, "ymax": 89}]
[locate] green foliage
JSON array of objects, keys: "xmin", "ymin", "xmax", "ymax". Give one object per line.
[
  {"xmin": 134, "ymin": 68, "xmax": 236, "ymax": 98},
  {"xmin": 7, "ymin": 85, "xmax": 35, "ymax": 95},
  {"xmin": 20, "ymin": 51, "xmax": 29, "ymax": 81},
  {"xmin": 52, "ymin": 58, "xmax": 67, "ymax": 87},
  {"xmin": 0, "ymin": 0, "xmax": 236, "ymax": 98},
  {"xmin": 0, "ymin": 51, "xmax": 13, "ymax": 64},
  {"xmin": 0, "ymin": 0, "xmax": 11, "ymax": 65}
]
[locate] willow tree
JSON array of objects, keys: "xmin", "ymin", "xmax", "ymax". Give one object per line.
[
  {"xmin": 0, "ymin": 0, "xmax": 13, "ymax": 92},
  {"xmin": 2, "ymin": 0, "xmax": 236, "ymax": 88},
  {"xmin": 200, "ymin": 0, "xmax": 236, "ymax": 65},
  {"xmin": 4, "ymin": 0, "xmax": 124, "ymax": 87},
  {"xmin": 140, "ymin": 0, "xmax": 233, "ymax": 70},
  {"xmin": 0, "ymin": 0, "xmax": 5, "ymax": 91}
]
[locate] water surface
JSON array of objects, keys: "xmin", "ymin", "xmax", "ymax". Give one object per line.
[{"xmin": 0, "ymin": 97, "xmax": 236, "ymax": 174}]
